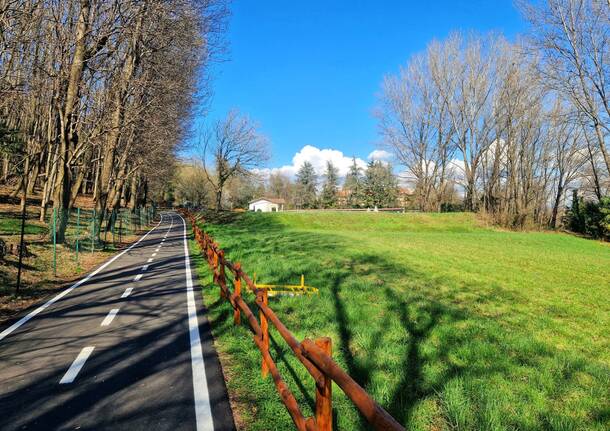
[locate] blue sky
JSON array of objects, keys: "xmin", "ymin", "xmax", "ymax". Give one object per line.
[{"xmin": 191, "ymin": 0, "xmax": 527, "ymax": 175}]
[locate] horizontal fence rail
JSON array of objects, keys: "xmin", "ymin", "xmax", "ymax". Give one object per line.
[{"xmin": 183, "ymin": 210, "xmax": 405, "ymax": 431}]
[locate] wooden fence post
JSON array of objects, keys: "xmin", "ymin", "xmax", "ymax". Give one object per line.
[
  {"xmin": 218, "ymin": 250, "xmax": 226, "ymax": 298},
  {"xmin": 212, "ymin": 249, "xmax": 219, "ymax": 284},
  {"xmin": 315, "ymin": 337, "xmax": 332, "ymax": 431},
  {"xmin": 207, "ymin": 245, "xmax": 213, "ymax": 268},
  {"xmin": 258, "ymin": 288, "xmax": 269, "ymax": 378},
  {"xmin": 234, "ymin": 263, "xmax": 241, "ymax": 325}
]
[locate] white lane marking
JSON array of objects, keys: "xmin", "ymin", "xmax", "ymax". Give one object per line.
[
  {"xmin": 142, "ymin": 264, "xmax": 149, "ymax": 272},
  {"xmin": 151, "ymin": 253, "xmax": 157, "ymax": 257},
  {"xmin": 147, "ymin": 258, "xmax": 153, "ymax": 263},
  {"xmin": 59, "ymin": 346, "xmax": 95, "ymax": 384},
  {"xmin": 101, "ymin": 308, "xmax": 120, "ymax": 326},
  {"xmin": 155, "ymin": 248, "xmax": 160, "ymax": 252},
  {"xmin": 134, "ymin": 273, "xmax": 142, "ymax": 282},
  {"xmin": 121, "ymin": 288, "xmax": 133, "ymax": 298},
  {"xmin": 178, "ymin": 213, "xmax": 214, "ymax": 431},
  {"xmin": 0, "ymin": 216, "xmax": 164, "ymax": 342}
]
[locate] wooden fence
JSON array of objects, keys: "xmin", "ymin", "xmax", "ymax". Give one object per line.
[{"xmin": 184, "ymin": 210, "xmax": 405, "ymax": 431}]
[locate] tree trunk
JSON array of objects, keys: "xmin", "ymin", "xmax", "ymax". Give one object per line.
[
  {"xmin": 215, "ymin": 189, "xmax": 222, "ymax": 211},
  {"xmin": 40, "ymin": 143, "xmax": 57, "ymax": 221},
  {"xmin": 128, "ymin": 173, "xmax": 138, "ymax": 209},
  {"xmin": 27, "ymin": 153, "xmax": 41, "ymax": 194},
  {"xmin": 52, "ymin": 0, "xmax": 91, "ymax": 243},
  {"xmin": 70, "ymin": 146, "xmax": 92, "ymax": 207},
  {"xmin": 1, "ymin": 154, "xmax": 8, "ymax": 183},
  {"xmin": 550, "ymin": 183, "xmax": 564, "ymax": 229},
  {"xmin": 96, "ymin": 9, "xmax": 142, "ymax": 220}
]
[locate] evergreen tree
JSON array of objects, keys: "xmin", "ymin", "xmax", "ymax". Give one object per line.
[
  {"xmin": 321, "ymin": 161, "xmax": 339, "ymax": 208},
  {"xmin": 343, "ymin": 157, "xmax": 363, "ymax": 208},
  {"xmin": 296, "ymin": 161, "xmax": 318, "ymax": 208},
  {"xmin": 363, "ymin": 160, "xmax": 399, "ymax": 208}
]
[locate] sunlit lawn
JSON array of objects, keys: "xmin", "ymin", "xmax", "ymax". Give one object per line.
[{"xmin": 191, "ymin": 211, "xmax": 610, "ymax": 431}]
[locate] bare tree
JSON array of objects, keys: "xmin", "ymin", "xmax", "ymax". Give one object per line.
[
  {"xmin": 0, "ymin": 0, "xmax": 227, "ymax": 241},
  {"xmin": 200, "ymin": 110, "xmax": 269, "ymax": 210},
  {"xmin": 428, "ymin": 34, "xmax": 501, "ymax": 211},
  {"xmin": 521, "ymin": 0, "xmax": 610, "ymax": 178},
  {"xmin": 546, "ymin": 103, "xmax": 589, "ymax": 227},
  {"xmin": 377, "ymin": 30, "xmax": 597, "ymax": 228},
  {"xmin": 378, "ymin": 50, "xmax": 455, "ymax": 211}
]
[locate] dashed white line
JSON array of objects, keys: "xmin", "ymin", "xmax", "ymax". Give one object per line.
[
  {"xmin": 101, "ymin": 308, "xmax": 120, "ymax": 326},
  {"xmin": 134, "ymin": 273, "xmax": 142, "ymax": 282},
  {"xmin": 142, "ymin": 264, "xmax": 149, "ymax": 272},
  {"xmin": 121, "ymin": 288, "xmax": 133, "ymax": 298},
  {"xmin": 151, "ymin": 253, "xmax": 157, "ymax": 257},
  {"xmin": 59, "ymin": 347, "xmax": 95, "ymax": 384},
  {"xmin": 147, "ymin": 258, "xmax": 153, "ymax": 263}
]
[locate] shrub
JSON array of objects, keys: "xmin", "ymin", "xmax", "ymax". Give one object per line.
[{"xmin": 564, "ymin": 191, "xmax": 610, "ymax": 240}]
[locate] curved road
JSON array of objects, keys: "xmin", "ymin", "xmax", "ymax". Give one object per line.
[{"xmin": 0, "ymin": 212, "xmax": 235, "ymax": 431}]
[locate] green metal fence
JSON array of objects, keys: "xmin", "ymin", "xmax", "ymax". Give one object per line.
[{"xmin": 47, "ymin": 205, "xmax": 157, "ymax": 276}]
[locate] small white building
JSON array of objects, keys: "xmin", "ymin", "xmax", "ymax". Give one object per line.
[{"xmin": 248, "ymin": 197, "xmax": 285, "ymax": 212}]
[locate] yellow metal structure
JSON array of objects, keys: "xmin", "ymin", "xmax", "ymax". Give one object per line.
[{"xmin": 253, "ymin": 274, "xmax": 319, "ymax": 297}]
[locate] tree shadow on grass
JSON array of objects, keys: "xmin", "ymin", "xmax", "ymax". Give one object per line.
[{"xmin": 194, "ymin": 212, "xmax": 609, "ymax": 430}]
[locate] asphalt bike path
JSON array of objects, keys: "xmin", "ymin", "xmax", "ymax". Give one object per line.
[{"xmin": 0, "ymin": 211, "xmax": 234, "ymax": 431}]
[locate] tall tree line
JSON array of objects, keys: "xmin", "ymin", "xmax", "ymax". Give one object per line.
[
  {"xmin": 378, "ymin": 0, "xmax": 610, "ymax": 228},
  {"xmin": 0, "ymin": 0, "xmax": 226, "ymax": 241},
  {"xmin": 171, "ymin": 158, "xmax": 403, "ymax": 210}
]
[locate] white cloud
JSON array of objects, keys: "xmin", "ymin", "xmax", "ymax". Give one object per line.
[
  {"xmin": 258, "ymin": 145, "xmax": 367, "ymax": 179},
  {"xmin": 367, "ymin": 149, "xmax": 392, "ymax": 161}
]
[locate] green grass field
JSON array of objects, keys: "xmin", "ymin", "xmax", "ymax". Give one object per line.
[{"xmin": 191, "ymin": 211, "xmax": 610, "ymax": 431}]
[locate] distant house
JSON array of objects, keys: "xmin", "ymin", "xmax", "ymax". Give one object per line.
[
  {"xmin": 248, "ymin": 197, "xmax": 285, "ymax": 212},
  {"xmin": 397, "ymin": 187, "xmax": 414, "ymax": 208}
]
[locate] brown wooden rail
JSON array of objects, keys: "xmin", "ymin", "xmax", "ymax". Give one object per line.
[{"xmin": 183, "ymin": 210, "xmax": 405, "ymax": 431}]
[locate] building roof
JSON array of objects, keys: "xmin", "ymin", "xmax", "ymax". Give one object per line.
[{"xmin": 249, "ymin": 197, "xmax": 286, "ymax": 204}]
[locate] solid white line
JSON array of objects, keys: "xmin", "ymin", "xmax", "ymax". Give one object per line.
[
  {"xmin": 142, "ymin": 264, "xmax": 149, "ymax": 272},
  {"xmin": 179, "ymin": 213, "xmax": 214, "ymax": 431},
  {"xmin": 134, "ymin": 273, "xmax": 142, "ymax": 282},
  {"xmin": 0, "ymin": 216, "xmax": 164, "ymax": 342},
  {"xmin": 121, "ymin": 288, "xmax": 133, "ymax": 298},
  {"xmin": 101, "ymin": 308, "xmax": 120, "ymax": 326},
  {"xmin": 59, "ymin": 346, "xmax": 95, "ymax": 384}
]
